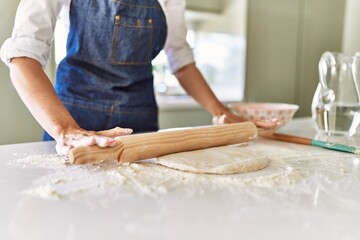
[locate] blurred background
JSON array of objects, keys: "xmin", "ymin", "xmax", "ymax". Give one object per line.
[{"xmin": 0, "ymin": 0, "xmax": 359, "ymax": 144}]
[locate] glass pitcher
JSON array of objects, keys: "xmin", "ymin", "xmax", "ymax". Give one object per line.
[{"xmin": 311, "ymin": 52, "xmax": 360, "ymax": 136}]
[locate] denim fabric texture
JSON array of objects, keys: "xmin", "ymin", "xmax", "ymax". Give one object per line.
[{"xmin": 45, "ymin": 0, "xmax": 167, "ymax": 140}]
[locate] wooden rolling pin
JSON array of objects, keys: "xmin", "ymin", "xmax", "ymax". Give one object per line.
[{"xmin": 68, "ymin": 121, "xmax": 258, "ymax": 164}]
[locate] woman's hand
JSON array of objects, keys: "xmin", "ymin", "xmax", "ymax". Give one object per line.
[
  {"xmin": 9, "ymin": 58, "xmax": 133, "ymax": 156},
  {"xmin": 55, "ymin": 127, "xmax": 133, "ymax": 156},
  {"xmin": 212, "ymin": 111, "xmax": 280, "ymax": 129}
]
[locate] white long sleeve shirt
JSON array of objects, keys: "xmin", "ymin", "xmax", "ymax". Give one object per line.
[{"xmin": 0, "ymin": 0, "xmax": 194, "ymax": 73}]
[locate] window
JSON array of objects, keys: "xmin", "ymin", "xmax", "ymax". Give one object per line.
[{"xmin": 153, "ymin": 29, "xmax": 246, "ymax": 102}]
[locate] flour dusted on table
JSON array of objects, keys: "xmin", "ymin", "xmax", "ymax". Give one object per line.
[
  {"xmin": 11, "ymin": 141, "xmax": 304, "ymax": 200},
  {"xmin": 22, "ymin": 158, "xmax": 300, "ymax": 200},
  {"xmin": 11, "ymin": 138, "xmax": 353, "ymax": 201},
  {"xmin": 9, "ymin": 154, "xmax": 67, "ymax": 169},
  {"xmin": 8, "ymin": 138, "xmax": 360, "ymax": 214},
  {"xmin": 25, "ymin": 185, "xmax": 63, "ymax": 200}
]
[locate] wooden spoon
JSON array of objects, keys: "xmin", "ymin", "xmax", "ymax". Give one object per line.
[{"xmin": 68, "ymin": 121, "xmax": 258, "ymax": 165}]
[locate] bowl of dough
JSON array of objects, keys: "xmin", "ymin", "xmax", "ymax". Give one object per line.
[{"xmin": 228, "ymin": 102, "xmax": 299, "ymax": 128}]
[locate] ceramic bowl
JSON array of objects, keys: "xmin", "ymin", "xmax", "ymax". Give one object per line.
[{"xmin": 228, "ymin": 102, "xmax": 299, "ymax": 128}]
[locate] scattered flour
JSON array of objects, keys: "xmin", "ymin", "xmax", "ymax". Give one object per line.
[
  {"xmin": 9, "ymin": 154, "xmax": 67, "ymax": 169},
  {"xmin": 8, "ymin": 138, "xmax": 359, "ymax": 211},
  {"xmin": 25, "ymin": 185, "xmax": 63, "ymax": 200},
  {"xmin": 9, "ymin": 147, "xmax": 300, "ymax": 200},
  {"xmin": 22, "ymin": 160, "xmax": 301, "ymax": 200}
]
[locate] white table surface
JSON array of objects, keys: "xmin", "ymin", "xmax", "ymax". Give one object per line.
[{"xmin": 1, "ymin": 118, "xmax": 360, "ymax": 240}]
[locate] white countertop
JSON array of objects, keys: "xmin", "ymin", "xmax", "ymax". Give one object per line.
[{"xmin": 1, "ymin": 118, "xmax": 360, "ymax": 240}]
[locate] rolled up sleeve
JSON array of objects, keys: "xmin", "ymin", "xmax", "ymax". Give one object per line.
[
  {"xmin": 163, "ymin": 0, "xmax": 195, "ymax": 74},
  {"xmin": 0, "ymin": 0, "xmax": 64, "ymax": 68}
]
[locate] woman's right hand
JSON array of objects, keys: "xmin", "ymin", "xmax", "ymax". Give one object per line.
[{"xmin": 55, "ymin": 127, "xmax": 133, "ymax": 156}]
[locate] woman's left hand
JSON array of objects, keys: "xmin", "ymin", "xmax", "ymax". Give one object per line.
[{"xmin": 212, "ymin": 111, "xmax": 280, "ymax": 129}]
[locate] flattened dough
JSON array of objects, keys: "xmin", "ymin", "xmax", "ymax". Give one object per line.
[{"xmin": 155, "ymin": 145, "xmax": 269, "ymax": 175}]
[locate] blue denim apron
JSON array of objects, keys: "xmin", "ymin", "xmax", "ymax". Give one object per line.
[{"xmin": 44, "ymin": 0, "xmax": 167, "ymax": 140}]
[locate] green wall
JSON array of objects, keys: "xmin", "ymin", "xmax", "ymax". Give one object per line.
[
  {"xmin": 0, "ymin": 0, "xmax": 43, "ymax": 144},
  {"xmin": 245, "ymin": 0, "xmax": 346, "ymax": 117}
]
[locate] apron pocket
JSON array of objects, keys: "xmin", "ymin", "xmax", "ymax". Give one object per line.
[{"xmin": 111, "ymin": 15, "xmax": 153, "ymax": 65}]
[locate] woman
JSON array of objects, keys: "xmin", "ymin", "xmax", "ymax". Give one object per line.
[{"xmin": 1, "ymin": 0, "xmax": 275, "ymax": 155}]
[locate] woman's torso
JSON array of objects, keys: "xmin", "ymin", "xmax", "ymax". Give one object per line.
[{"xmin": 54, "ymin": 0, "xmax": 167, "ymax": 133}]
